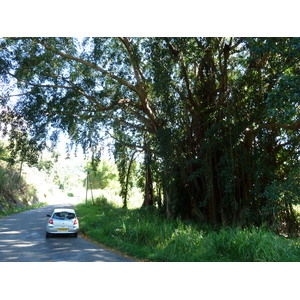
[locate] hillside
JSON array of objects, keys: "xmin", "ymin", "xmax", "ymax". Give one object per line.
[{"xmin": 0, "ymin": 161, "xmax": 39, "ymax": 212}]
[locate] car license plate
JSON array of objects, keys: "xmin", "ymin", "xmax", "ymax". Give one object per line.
[{"xmin": 57, "ymin": 228, "xmax": 68, "ymax": 232}]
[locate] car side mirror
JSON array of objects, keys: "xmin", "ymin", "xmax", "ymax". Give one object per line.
[{"xmin": 47, "ymin": 214, "xmax": 51, "ymax": 217}]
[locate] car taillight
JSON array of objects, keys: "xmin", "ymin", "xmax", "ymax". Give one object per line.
[
  {"xmin": 48, "ymin": 219, "xmax": 53, "ymax": 224},
  {"xmin": 73, "ymin": 219, "xmax": 78, "ymax": 225}
]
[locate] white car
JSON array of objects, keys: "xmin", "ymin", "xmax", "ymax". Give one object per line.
[{"xmin": 46, "ymin": 208, "xmax": 79, "ymax": 238}]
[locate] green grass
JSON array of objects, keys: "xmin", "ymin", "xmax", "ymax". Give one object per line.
[
  {"xmin": 76, "ymin": 201, "xmax": 300, "ymax": 262},
  {"xmin": 0, "ymin": 202, "xmax": 47, "ymax": 218}
]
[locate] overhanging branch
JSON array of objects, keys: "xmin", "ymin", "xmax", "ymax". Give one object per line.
[{"xmin": 36, "ymin": 39, "xmax": 140, "ymax": 95}]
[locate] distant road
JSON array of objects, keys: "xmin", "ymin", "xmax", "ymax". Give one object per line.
[{"xmin": 0, "ymin": 202, "xmax": 134, "ymax": 262}]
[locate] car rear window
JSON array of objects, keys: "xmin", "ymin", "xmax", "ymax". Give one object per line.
[{"xmin": 53, "ymin": 212, "xmax": 76, "ymax": 220}]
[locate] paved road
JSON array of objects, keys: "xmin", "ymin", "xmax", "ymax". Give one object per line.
[{"xmin": 0, "ymin": 203, "xmax": 134, "ymax": 262}]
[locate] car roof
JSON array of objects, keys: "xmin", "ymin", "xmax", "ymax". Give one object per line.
[{"xmin": 53, "ymin": 208, "xmax": 75, "ymax": 213}]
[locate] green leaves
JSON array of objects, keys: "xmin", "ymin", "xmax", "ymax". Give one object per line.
[
  {"xmin": 84, "ymin": 159, "xmax": 118, "ymax": 190},
  {"xmin": 1, "ymin": 37, "xmax": 300, "ymax": 231},
  {"xmin": 265, "ymin": 72, "xmax": 300, "ymax": 124}
]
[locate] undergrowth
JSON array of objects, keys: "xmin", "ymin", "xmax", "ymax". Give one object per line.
[
  {"xmin": 0, "ymin": 162, "xmax": 39, "ymax": 211},
  {"xmin": 76, "ymin": 201, "xmax": 300, "ymax": 262},
  {"xmin": 0, "ymin": 202, "xmax": 47, "ymax": 218}
]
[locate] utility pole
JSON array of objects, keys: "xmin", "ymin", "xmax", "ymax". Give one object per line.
[
  {"xmin": 85, "ymin": 171, "xmax": 89, "ymax": 205},
  {"xmin": 89, "ymin": 173, "xmax": 94, "ymax": 205}
]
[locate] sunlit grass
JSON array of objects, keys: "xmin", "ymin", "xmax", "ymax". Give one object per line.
[
  {"xmin": 76, "ymin": 199, "xmax": 300, "ymax": 262},
  {"xmin": 87, "ymin": 186, "xmax": 143, "ymax": 209}
]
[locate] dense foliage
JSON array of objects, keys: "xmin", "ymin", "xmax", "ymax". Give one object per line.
[{"xmin": 1, "ymin": 37, "xmax": 299, "ymax": 234}]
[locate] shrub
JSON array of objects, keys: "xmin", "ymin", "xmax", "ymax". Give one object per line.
[{"xmin": 94, "ymin": 195, "xmax": 109, "ymax": 206}]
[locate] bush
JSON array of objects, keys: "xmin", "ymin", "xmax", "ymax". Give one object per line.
[{"xmin": 94, "ymin": 195, "xmax": 109, "ymax": 206}]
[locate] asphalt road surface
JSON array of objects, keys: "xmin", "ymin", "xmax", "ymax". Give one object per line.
[{"xmin": 0, "ymin": 202, "xmax": 134, "ymax": 262}]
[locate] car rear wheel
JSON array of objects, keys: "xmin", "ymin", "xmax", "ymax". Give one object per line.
[
  {"xmin": 73, "ymin": 232, "xmax": 78, "ymax": 238},
  {"xmin": 46, "ymin": 232, "xmax": 52, "ymax": 238}
]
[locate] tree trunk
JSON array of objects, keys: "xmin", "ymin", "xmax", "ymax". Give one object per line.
[
  {"xmin": 142, "ymin": 149, "xmax": 154, "ymax": 207},
  {"xmin": 163, "ymin": 175, "xmax": 172, "ymax": 218},
  {"xmin": 123, "ymin": 151, "xmax": 136, "ymax": 208}
]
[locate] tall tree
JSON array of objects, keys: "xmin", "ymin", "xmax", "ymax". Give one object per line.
[{"xmin": 1, "ymin": 37, "xmax": 299, "ymax": 233}]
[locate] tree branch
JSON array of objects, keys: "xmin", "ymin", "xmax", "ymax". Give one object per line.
[
  {"xmin": 261, "ymin": 119, "xmax": 300, "ymax": 131},
  {"xmin": 107, "ymin": 130, "xmax": 145, "ymax": 151},
  {"xmin": 7, "ymin": 71, "xmax": 73, "ymax": 90},
  {"xmin": 118, "ymin": 37, "xmax": 146, "ymax": 87},
  {"xmin": 36, "ymin": 39, "xmax": 140, "ymax": 95},
  {"xmin": 164, "ymin": 38, "xmax": 198, "ymax": 110}
]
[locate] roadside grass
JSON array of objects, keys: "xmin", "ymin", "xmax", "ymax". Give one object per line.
[
  {"xmin": 76, "ymin": 200, "xmax": 300, "ymax": 262},
  {"xmin": 0, "ymin": 202, "xmax": 47, "ymax": 218}
]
